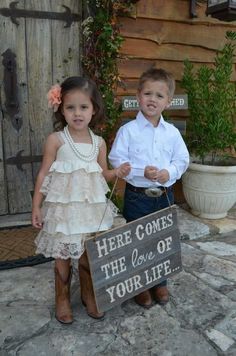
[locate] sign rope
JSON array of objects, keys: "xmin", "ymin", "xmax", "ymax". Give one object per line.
[
  {"xmin": 94, "ymin": 176, "xmax": 119, "ymax": 240},
  {"xmin": 164, "ymin": 187, "xmax": 173, "ymax": 208},
  {"xmin": 94, "ymin": 176, "xmax": 173, "ymax": 241}
]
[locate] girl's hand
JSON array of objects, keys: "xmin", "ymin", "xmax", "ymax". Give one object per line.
[
  {"xmin": 32, "ymin": 207, "xmax": 43, "ymax": 229},
  {"xmin": 115, "ymin": 162, "xmax": 131, "ymax": 179}
]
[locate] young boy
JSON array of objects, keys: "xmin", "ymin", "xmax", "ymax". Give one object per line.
[{"xmin": 109, "ymin": 68, "xmax": 189, "ymax": 308}]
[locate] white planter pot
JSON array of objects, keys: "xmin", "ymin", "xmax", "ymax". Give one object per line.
[{"xmin": 182, "ymin": 162, "xmax": 236, "ymax": 219}]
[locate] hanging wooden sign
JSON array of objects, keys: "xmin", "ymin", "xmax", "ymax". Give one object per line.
[
  {"xmin": 85, "ymin": 205, "xmax": 182, "ymax": 313},
  {"xmin": 122, "ymin": 94, "xmax": 188, "ymax": 111}
]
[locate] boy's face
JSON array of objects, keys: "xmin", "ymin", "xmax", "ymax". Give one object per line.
[{"xmin": 137, "ymin": 80, "xmax": 171, "ymax": 125}]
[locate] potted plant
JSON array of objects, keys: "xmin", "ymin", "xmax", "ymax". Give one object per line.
[{"xmin": 181, "ymin": 31, "xmax": 236, "ymax": 219}]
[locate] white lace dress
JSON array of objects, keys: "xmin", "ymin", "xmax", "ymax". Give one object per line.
[{"xmin": 35, "ymin": 131, "xmax": 117, "ymax": 259}]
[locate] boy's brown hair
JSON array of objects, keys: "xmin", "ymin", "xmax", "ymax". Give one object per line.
[{"xmin": 138, "ymin": 68, "xmax": 175, "ymax": 98}]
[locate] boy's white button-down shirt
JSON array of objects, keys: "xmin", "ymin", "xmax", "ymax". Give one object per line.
[{"xmin": 108, "ymin": 111, "xmax": 189, "ymax": 188}]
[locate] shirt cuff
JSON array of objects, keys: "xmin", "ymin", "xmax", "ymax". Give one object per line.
[
  {"xmin": 125, "ymin": 167, "xmax": 145, "ymax": 181},
  {"xmin": 165, "ymin": 165, "xmax": 178, "ymax": 182},
  {"xmin": 132, "ymin": 167, "xmax": 145, "ymax": 177}
]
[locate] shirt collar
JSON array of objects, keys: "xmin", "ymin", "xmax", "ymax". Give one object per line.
[{"xmin": 136, "ymin": 111, "xmax": 167, "ymax": 130}]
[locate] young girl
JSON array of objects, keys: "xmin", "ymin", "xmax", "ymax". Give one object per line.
[{"xmin": 32, "ymin": 76, "xmax": 130, "ymax": 324}]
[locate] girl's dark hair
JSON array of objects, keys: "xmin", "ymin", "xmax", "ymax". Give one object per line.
[{"xmin": 53, "ymin": 76, "xmax": 105, "ymax": 131}]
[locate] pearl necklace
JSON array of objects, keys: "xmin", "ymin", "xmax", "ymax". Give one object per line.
[{"xmin": 63, "ymin": 126, "xmax": 99, "ymax": 162}]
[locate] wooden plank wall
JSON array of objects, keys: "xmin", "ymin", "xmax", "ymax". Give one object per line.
[
  {"xmin": 117, "ymin": 0, "xmax": 236, "ymax": 122},
  {"xmin": 116, "ymin": 0, "xmax": 236, "ymax": 202}
]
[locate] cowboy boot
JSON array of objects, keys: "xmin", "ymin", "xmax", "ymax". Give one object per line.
[
  {"xmin": 134, "ymin": 290, "xmax": 153, "ymax": 309},
  {"xmin": 55, "ymin": 265, "xmax": 73, "ymax": 324},
  {"xmin": 152, "ymin": 285, "xmax": 169, "ymax": 305},
  {"xmin": 79, "ymin": 251, "xmax": 105, "ymax": 319}
]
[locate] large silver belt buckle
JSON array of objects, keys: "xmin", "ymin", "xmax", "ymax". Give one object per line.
[{"xmin": 145, "ymin": 187, "xmax": 163, "ymax": 198}]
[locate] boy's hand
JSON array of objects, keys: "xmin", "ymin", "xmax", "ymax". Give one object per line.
[
  {"xmin": 145, "ymin": 167, "xmax": 170, "ymax": 184},
  {"xmin": 144, "ymin": 166, "xmax": 159, "ymax": 181},
  {"xmin": 156, "ymin": 169, "xmax": 170, "ymax": 184},
  {"xmin": 32, "ymin": 207, "xmax": 43, "ymax": 229},
  {"xmin": 116, "ymin": 162, "xmax": 131, "ymax": 179}
]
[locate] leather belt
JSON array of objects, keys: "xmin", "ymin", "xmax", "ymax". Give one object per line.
[{"xmin": 126, "ymin": 183, "xmax": 168, "ymax": 197}]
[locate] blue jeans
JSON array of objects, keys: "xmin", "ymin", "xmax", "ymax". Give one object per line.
[{"xmin": 123, "ymin": 186, "xmax": 174, "ymax": 288}]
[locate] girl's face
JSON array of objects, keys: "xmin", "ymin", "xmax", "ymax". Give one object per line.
[
  {"xmin": 62, "ymin": 89, "xmax": 95, "ymax": 132},
  {"xmin": 137, "ymin": 80, "xmax": 171, "ymax": 125}
]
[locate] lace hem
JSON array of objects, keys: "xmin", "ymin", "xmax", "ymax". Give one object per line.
[
  {"xmin": 35, "ymin": 232, "xmax": 87, "ymax": 259},
  {"xmin": 35, "ymin": 215, "xmax": 121, "ymax": 259}
]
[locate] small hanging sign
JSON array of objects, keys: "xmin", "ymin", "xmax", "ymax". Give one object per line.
[
  {"xmin": 85, "ymin": 205, "xmax": 182, "ymax": 313},
  {"xmin": 122, "ymin": 94, "xmax": 188, "ymax": 111}
]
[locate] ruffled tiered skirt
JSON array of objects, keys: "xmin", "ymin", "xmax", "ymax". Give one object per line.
[{"xmin": 35, "ymin": 160, "xmax": 117, "ymax": 259}]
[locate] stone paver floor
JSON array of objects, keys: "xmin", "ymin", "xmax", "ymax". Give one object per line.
[{"xmin": 0, "ymin": 206, "xmax": 236, "ymax": 355}]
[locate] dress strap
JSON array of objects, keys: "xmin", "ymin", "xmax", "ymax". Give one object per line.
[
  {"xmin": 96, "ymin": 135, "xmax": 104, "ymax": 148},
  {"xmin": 58, "ymin": 131, "xmax": 66, "ymax": 144}
]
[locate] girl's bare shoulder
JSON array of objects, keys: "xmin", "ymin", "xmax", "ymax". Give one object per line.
[{"xmin": 45, "ymin": 131, "xmax": 62, "ymax": 150}]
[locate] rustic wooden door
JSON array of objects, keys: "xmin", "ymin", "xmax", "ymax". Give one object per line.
[{"xmin": 0, "ymin": 0, "xmax": 82, "ymax": 215}]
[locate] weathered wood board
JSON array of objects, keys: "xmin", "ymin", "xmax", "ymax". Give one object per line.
[
  {"xmin": 86, "ymin": 206, "xmax": 182, "ymax": 312},
  {"xmin": 121, "ymin": 38, "xmax": 221, "ymax": 63},
  {"xmin": 0, "ymin": 0, "xmax": 33, "ymax": 213},
  {"xmin": 120, "ymin": 17, "xmax": 234, "ymax": 51}
]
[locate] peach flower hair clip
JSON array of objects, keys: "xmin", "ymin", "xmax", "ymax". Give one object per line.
[{"xmin": 47, "ymin": 84, "xmax": 62, "ymax": 112}]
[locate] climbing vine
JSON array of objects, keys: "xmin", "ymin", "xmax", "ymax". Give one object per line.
[{"xmin": 82, "ymin": 0, "xmax": 139, "ymax": 142}]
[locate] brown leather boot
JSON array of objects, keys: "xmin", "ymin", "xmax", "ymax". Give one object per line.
[
  {"xmin": 79, "ymin": 251, "xmax": 105, "ymax": 320},
  {"xmin": 152, "ymin": 285, "xmax": 169, "ymax": 305},
  {"xmin": 134, "ymin": 290, "xmax": 152, "ymax": 309},
  {"xmin": 55, "ymin": 266, "xmax": 73, "ymax": 324}
]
